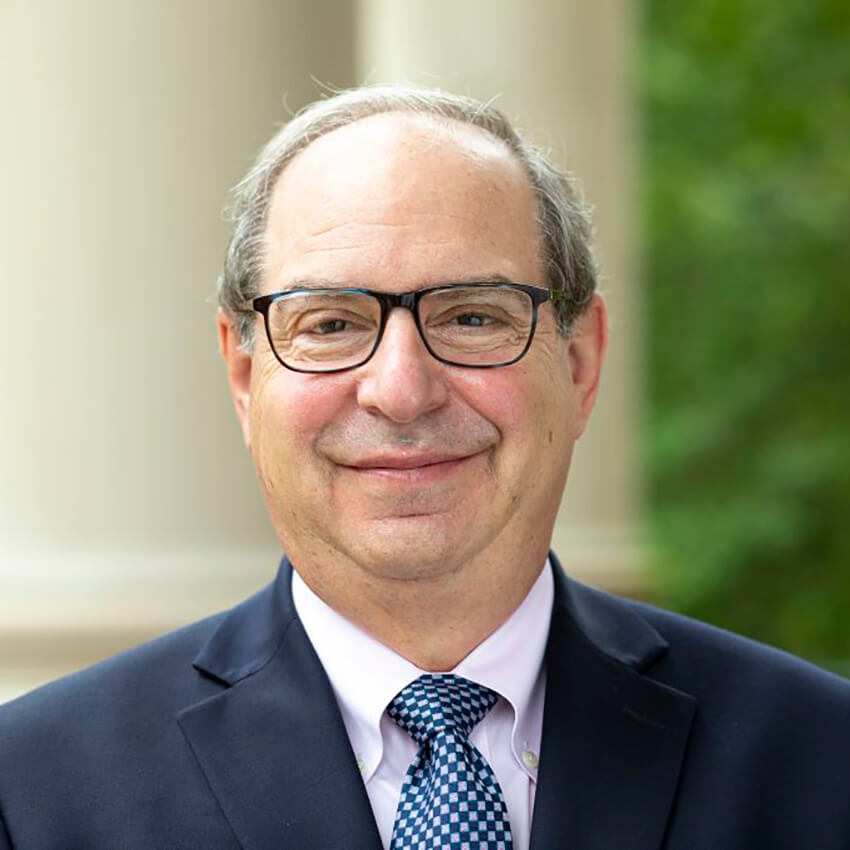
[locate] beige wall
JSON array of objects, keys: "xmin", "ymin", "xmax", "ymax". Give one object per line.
[
  {"xmin": 0, "ymin": 0, "xmax": 357, "ymax": 701},
  {"xmin": 1, "ymin": 0, "xmax": 639, "ymax": 701}
]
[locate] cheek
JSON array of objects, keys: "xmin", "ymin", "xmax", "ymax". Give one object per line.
[
  {"xmin": 452, "ymin": 364, "xmax": 571, "ymax": 452},
  {"xmin": 250, "ymin": 372, "xmax": 352, "ymax": 476}
]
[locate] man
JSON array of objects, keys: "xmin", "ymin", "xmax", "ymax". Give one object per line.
[{"xmin": 0, "ymin": 84, "xmax": 848, "ymax": 850}]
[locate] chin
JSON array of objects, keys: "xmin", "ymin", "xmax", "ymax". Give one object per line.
[{"xmin": 342, "ymin": 514, "xmax": 491, "ymax": 580}]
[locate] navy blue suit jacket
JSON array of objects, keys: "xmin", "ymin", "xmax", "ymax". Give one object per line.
[{"xmin": 1, "ymin": 555, "xmax": 849, "ymax": 849}]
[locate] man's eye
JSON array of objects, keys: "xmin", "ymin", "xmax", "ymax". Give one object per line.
[
  {"xmin": 453, "ymin": 312, "xmax": 495, "ymax": 327},
  {"xmin": 311, "ymin": 318, "xmax": 351, "ymax": 335},
  {"xmin": 295, "ymin": 310, "xmax": 371, "ymax": 336}
]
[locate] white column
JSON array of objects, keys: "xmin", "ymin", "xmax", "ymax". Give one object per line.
[
  {"xmin": 0, "ymin": 0, "xmax": 356, "ymax": 700},
  {"xmin": 357, "ymin": 0, "xmax": 643, "ymax": 591}
]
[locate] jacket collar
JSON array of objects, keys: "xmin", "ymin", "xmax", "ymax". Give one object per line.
[
  {"xmin": 529, "ymin": 553, "xmax": 696, "ymax": 850},
  {"xmin": 191, "ymin": 560, "xmax": 295, "ymax": 686},
  {"xmin": 181, "ymin": 558, "xmax": 383, "ymax": 850}
]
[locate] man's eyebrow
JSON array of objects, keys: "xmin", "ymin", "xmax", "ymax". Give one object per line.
[
  {"xmin": 279, "ymin": 273, "xmax": 524, "ymax": 290},
  {"xmin": 279, "ymin": 277, "xmax": 348, "ymax": 290},
  {"xmin": 451, "ymin": 273, "xmax": 519, "ymax": 285}
]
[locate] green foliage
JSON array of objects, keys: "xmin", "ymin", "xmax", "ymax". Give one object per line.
[{"xmin": 642, "ymin": 0, "xmax": 850, "ymax": 663}]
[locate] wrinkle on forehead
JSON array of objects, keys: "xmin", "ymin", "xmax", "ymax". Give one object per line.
[
  {"xmin": 307, "ymin": 211, "xmax": 487, "ymax": 241},
  {"xmin": 292, "ymin": 219, "xmax": 482, "ymax": 260}
]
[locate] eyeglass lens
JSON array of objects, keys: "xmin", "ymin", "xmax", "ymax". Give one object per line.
[{"xmin": 265, "ymin": 286, "xmax": 535, "ymax": 371}]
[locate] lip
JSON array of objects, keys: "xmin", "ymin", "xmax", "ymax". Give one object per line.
[
  {"xmin": 341, "ymin": 451, "xmax": 482, "ymax": 482},
  {"xmin": 348, "ymin": 452, "xmax": 473, "ymax": 470}
]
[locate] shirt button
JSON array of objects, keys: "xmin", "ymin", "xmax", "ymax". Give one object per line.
[
  {"xmin": 356, "ymin": 755, "xmax": 367, "ymax": 773},
  {"xmin": 522, "ymin": 749, "xmax": 539, "ymax": 770}
]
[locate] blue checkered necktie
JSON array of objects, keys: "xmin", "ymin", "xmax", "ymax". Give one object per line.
[{"xmin": 387, "ymin": 674, "xmax": 514, "ymax": 850}]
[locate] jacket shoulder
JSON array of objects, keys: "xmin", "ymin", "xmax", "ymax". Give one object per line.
[
  {"xmin": 624, "ymin": 596, "xmax": 850, "ymax": 704},
  {"xmin": 0, "ymin": 611, "xmax": 227, "ymax": 747}
]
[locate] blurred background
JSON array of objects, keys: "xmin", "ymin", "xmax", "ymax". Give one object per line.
[
  {"xmin": 643, "ymin": 0, "xmax": 850, "ymax": 673},
  {"xmin": 1, "ymin": 0, "xmax": 847, "ymax": 701}
]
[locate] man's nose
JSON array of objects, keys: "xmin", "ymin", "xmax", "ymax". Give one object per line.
[{"xmin": 355, "ymin": 308, "xmax": 448, "ymax": 423}]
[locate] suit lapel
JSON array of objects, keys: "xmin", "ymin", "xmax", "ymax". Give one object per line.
[
  {"xmin": 530, "ymin": 558, "xmax": 696, "ymax": 850},
  {"xmin": 178, "ymin": 560, "xmax": 382, "ymax": 850}
]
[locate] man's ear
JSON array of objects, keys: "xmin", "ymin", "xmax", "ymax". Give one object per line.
[
  {"xmin": 567, "ymin": 294, "xmax": 608, "ymax": 439},
  {"xmin": 217, "ymin": 308, "xmax": 252, "ymax": 448}
]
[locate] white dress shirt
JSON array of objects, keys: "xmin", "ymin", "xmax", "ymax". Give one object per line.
[{"xmin": 292, "ymin": 561, "xmax": 554, "ymax": 850}]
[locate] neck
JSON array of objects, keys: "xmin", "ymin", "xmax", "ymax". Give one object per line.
[{"xmin": 294, "ymin": 546, "xmax": 548, "ymax": 671}]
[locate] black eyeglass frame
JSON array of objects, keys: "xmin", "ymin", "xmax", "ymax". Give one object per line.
[{"xmin": 252, "ymin": 282, "xmax": 560, "ymax": 374}]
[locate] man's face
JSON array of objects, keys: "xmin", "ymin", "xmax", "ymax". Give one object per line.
[{"xmin": 222, "ymin": 115, "xmax": 604, "ymax": 590}]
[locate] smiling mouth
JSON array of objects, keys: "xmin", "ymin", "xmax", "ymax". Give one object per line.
[
  {"xmin": 350, "ymin": 453, "xmax": 471, "ymax": 470},
  {"xmin": 343, "ymin": 452, "xmax": 481, "ymax": 480}
]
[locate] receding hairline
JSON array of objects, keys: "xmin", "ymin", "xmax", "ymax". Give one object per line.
[
  {"xmin": 267, "ymin": 110, "xmax": 539, "ymax": 223},
  {"xmin": 272, "ymin": 109, "xmax": 532, "ymax": 194}
]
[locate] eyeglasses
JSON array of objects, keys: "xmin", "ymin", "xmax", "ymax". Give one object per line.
[{"xmin": 252, "ymin": 282, "xmax": 558, "ymax": 373}]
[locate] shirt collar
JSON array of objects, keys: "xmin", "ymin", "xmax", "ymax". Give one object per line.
[
  {"xmin": 453, "ymin": 562, "xmax": 552, "ymax": 775},
  {"xmin": 292, "ymin": 560, "xmax": 553, "ymax": 781}
]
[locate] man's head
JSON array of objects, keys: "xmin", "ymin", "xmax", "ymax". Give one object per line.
[{"xmin": 216, "ymin": 85, "xmax": 607, "ymax": 648}]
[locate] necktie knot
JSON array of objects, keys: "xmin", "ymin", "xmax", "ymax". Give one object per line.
[{"xmin": 388, "ymin": 674, "xmax": 498, "ymax": 745}]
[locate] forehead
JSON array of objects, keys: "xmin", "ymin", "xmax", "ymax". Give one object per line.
[{"xmin": 263, "ymin": 113, "xmax": 543, "ymax": 290}]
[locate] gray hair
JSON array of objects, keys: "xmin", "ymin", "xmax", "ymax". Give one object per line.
[{"xmin": 217, "ymin": 83, "xmax": 596, "ymax": 347}]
